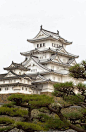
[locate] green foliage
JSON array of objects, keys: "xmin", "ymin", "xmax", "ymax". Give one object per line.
[
  {"xmin": 8, "ymin": 94, "xmax": 54, "ymax": 109},
  {"xmin": 3, "ymin": 103, "xmax": 14, "ymax": 108},
  {"xmin": 69, "ymin": 63, "xmax": 85, "ymax": 79},
  {"xmin": 0, "ymin": 93, "xmax": 85, "ymax": 132},
  {"xmin": 0, "ymin": 125, "xmax": 14, "ymax": 132},
  {"xmin": 45, "ymin": 118, "xmax": 69, "ymax": 130},
  {"xmin": 0, "ymin": 117, "xmax": 14, "ymax": 125},
  {"xmin": 64, "ymin": 94, "xmax": 84, "ymax": 105},
  {"xmin": 54, "ymin": 82, "xmax": 74, "ymax": 96},
  {"xmin": 53, "ymin": 82, "xmax": 74, "ymax": 100},
  {"xmin": 52, "ymin": 89, "xmax": 61, "ymax": 96},
  {"xmin": 37, "ymin": 113, "xmax": 51, "ymax": 122},
  {"xmin": 81, "ymin": 60, "xmax": 86, "ymax": 69},
  {"xmin": 0, "ymin": 107, "xmax": 28, "ymax": 117},
  {"xmin": 77, "ymin": 83, "xmax": 86, "ymax": 91},
  {"xmin": 38, "ymin": 107, "xmax": 49, "ymax": 113},
  {"xmin": 15, "ymin": 122, "xmax": 44, "ymax": 131},
  {"xmin": 63, "ymin": 111, "xmax": 83, "ymax": 119},
  {"xmin": 37, "ymin": 113, "xmax": 69, "ymax": 130},
  {"xmin": 80, "ymin": 108, "xmax": 86, "ymax": 116},
  {"xmin": 54, "ymin": 82, "xmax": 74, "ymax": 90}
]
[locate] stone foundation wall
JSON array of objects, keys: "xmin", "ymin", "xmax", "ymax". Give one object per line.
[{"xmin": 0, "ymin": 94, "xmax": 12, "ymax": 104}]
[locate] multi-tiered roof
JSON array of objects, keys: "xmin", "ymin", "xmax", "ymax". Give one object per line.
[
  {"xmin": 0, "ymin": 26, "xmax": 81, "ymax": 94},
  {"xmin": 27, "ymin": 26, "xmax": 72, "ymax": 44}
]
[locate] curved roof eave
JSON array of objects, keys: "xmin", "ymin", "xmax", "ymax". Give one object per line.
[{"xmin": 27, "ymin": 36, "xmax": 72, "ymax": 45}]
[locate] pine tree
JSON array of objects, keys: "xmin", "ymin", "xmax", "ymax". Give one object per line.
[
  {"xmin": 52, "ymin": 82, "xmax": 86, "ymax": 132},
  {"xmin": 69, "ymin": 60, "xmax": 86, "ymax": 79},
  {"xmin": 0, "ymin": 94, "xmax": 54, "ymax": 131}
]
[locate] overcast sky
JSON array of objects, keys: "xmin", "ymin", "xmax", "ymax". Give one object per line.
[{"xmin": 0, "ymin": 0, "xmax": 86, "ymax": 73}]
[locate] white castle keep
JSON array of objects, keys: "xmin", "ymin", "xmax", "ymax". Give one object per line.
[{"xmin": 0, "ymin": 26, "xmax": 83, "ymax": 94}]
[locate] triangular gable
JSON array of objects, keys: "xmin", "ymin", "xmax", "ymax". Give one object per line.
[
  {"xmin": 24, "ymin": 57, "xmax": 39, "ymax": 67},
  {"xmin": 24, "ymin": 57, "xmax": 50, "ymax": 72},
  {"xmin": 70, "ymin": 60, "xmax": 77, "ymax": 66},
  {"xmin": 4, "ymin": 62, "xmax": 17, "ymax": 70},
  {"xmin": 36, "ymin": 75, "xmax": 46, "ymax": 81},
  {"xmin": 8, "ymin": 64, "xmax": 15, "ymax": 68},
  {"xmin": 34, "ymin": 30, "xmax": 48, "ymax": 39},
  {"xmin": 58, "ymin": 47, "xmax": 68, "ymax": 54},
  {"xmin": 4, "ymin": 71, "xmax": 16, "ymax": 78},
  {"xmin": 52, "ymin": 55, "xmax": 62, "ymax": 64}
]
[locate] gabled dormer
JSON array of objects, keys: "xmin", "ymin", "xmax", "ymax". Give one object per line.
[{"xmin": 4, "ymin": 61, "xmax": 29, "ymax": 75}]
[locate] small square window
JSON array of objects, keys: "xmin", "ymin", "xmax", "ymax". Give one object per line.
[
  {"xmin": 5, "ymin": 88, "xmax": 8, "ymax": 90},
  {"xmin": 40, "ymin": 44, "xmax": 42, "ymax": 47},
  {"xmin": 43, "ymin": 43, "xmax": 45, "ymax": 47},
  {"xmin": 26, "ymin": 88, "xmax": 27, "ymax": 91},
  {"xmin": 37, "ymin": 44, "xmax": 39, "ymax": 47}
]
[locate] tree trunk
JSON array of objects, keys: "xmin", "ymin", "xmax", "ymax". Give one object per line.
[
  {"xmin": 27, "ymin": 106, "xmax": 32, "ymax": 122},
  {"xmin": 47, "ymin": 105, "xmax": 86, "ymax": 132}
]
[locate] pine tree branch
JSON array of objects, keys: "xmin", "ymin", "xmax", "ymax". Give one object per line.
[{"xmin": 47, "ymin": 105, "xmax": 86, "ymax": 132}]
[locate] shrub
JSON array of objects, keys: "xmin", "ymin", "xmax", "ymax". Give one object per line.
[
  {"xmin": 0, "ymin": 126, "xmax": 14, "ymax": 132},
  {"xmin": 15, "ymin": 122, "xmax": 44, "ymax": 131},
  {"xmin": 0, "ymin": 117, "xmax": 14, "ymax": 125},
  {"xmin": 0, "ymin": 107, "xmax": 28, "ymax": 117}
]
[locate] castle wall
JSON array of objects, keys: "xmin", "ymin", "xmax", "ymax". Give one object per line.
[
  {"xmin": 0, "ymin": 86, "xmax": 33, "ymax": 94},
  {"xmin": 41, "ymin": 83, "xmax": 54, "ymax": 93}
]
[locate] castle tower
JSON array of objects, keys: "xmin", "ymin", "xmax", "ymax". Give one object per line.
[{"xmin": 0, "ymin": 26, "xmax": 83, "ymax": 94}]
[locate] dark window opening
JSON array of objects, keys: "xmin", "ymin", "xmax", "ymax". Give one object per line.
[
  {"xmin": 40, "ymin": 44, "xmax": 42, "ymax": 47},
  {"xmin": 43, "ymin": 43, "xmax": 45, "ymax": 47},
  {"xmin": 37, "ymin": 44, "xmax": 39, "ymax": 47},
  {"xmin": 26, "ymin": 88, "xmax": 27, "ymax": 91}
]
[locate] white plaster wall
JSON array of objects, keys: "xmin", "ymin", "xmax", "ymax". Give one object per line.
[
  {"xmin": 44, "ymin": 74, "xmax": 62, "ymax": 82},
  {"xmin": 46, "ymin": 63, "xmax": 63, "ymax": 71},
  {"xmin": 34, "ymin": 52, "xmax": 51, "ymax": 60},
  {"xmin": 13, "ymin": 69, "xmax": 26, "ymax": 75},
  {"xmin": 33, "ymin": 40, "xmax": 64, "ymax": 50},
  {"xmin": 21, "ymin": 79, "xmax": 31, "ymax": 84},
  {"xmin": 41, "ymin": 83, "xmax": 54, "ymax": 92},
  {"xmin": 0, "ymin": 86, "xmax": 33, "ymax": 94},
  {"xmin": 33, "ymin": 40, "xmax": 49, "ymax": 49},
  {"xmin": 0, "ymin": 78, "xmax": 31, "ymax": 86},
  {"xmin": 26, "ymin": 59, "xmax": 48, "ymax": 74},
  {"xmin": 58, "ymin": 55, "xmax": 69, "ymax": 64}
]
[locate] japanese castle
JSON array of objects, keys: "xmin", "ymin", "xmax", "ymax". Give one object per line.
[{"xmin": 0, "ymin": 26, "xmax": 83, "ymax": 94}]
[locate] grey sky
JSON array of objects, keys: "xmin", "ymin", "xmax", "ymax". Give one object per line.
[{"xmin": 0, "ymin": 0, "xmax": 86, "ymax": 73}]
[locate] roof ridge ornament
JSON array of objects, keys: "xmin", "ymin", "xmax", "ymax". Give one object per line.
[
  {"xmin": 57, "ymin": 30, "xmax": 59, "ymax": 35},
  {"xmin": 40, "ymin": 25, "xmax": 42, "ymax": 30}
]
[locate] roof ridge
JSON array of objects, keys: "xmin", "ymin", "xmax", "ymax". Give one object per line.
[
  {"xmin": 32, "ymin": 57, "xmax": 51, "ymax": 72},
  {"xmin": 42, "ymin": 28, "xmax": 58, "ymax": 35}
]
